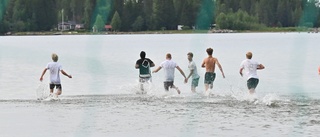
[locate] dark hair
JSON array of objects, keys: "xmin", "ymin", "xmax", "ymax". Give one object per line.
[
  {"xmin": 187, "ymin": 52, "xmax": 193, "ymax": 57},
  {"xmin": 206, "ymin": 48, "xmax": 213, "ymax": 55},
  {"xmin": 140, "ymin": 51, "xmax": 146, "ymax": 59}
]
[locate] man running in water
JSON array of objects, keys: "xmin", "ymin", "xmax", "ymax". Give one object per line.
[
  {"xmin": 239, "ymin": 52, "xmax": 265, "ymax": 94},
  {"xmin": 185, "ymin": 52, "xmax": 200, "ymax": 93},
  {"xmin": 201, "ymin": 48, "xmax": 225, "ymax": 92},
  {"xmin": 153, "ymin": 53, "xmax": 187, "ymax": 94},
  {"xmin": 40, "ymin": 53, "xmax": 72, "ymax": 98},
  {"xmin": 135, "ymin": 51, "xmax": 155, "ymax": 91}
]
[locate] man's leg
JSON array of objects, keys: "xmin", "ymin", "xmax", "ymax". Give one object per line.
[
  {"xmin": 50, "ymin": 89, "xmax": 54, "ymax": 94},
  {"xmin": 139, "ymin": 78, "xmax": 145, "ymax": 91},
  {"xmin": 56, "ymin": 89, "xmax": 62, "ymax": 95},
  {"xmin": 191, "ymin": 86, "xmax": 196, "ymax": 93},
  {"xmin": 140, "ymin": 83, "xmax": 144, "ymax": 91},
  {"xmin": 55, "ymin": 84, "xmax": 62, "ymax": 96},
  {"xmin": 249, "ymin": 88, "xmax": 255, "ymax": 94},
  {"xmin": 209, "ymin": 83, "xmax": 213, "ymax": 89},
  {"xmin": 209, "ymin": 73, "xmax": 215, "ymax": 90},
  {"xmin": 49, "ymin": 84, "xmax": 54, "ymax": 96},
  {"xmin": 172, "ymin": 85, "xmax": 181, "ymax": 94},
  {"xmin": 164, "ymin": 82, "xmax": 169, "ymax": 91},
  {"xmin": 191, "ymin": 78, "xmax": 199, "ymax": 93},
  {"xmin": 204, "ymin": 84, "xmax": 209, "ymax": 91}
]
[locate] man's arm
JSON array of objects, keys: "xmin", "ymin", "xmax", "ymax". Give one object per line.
[
  {"xmin": 239, "ymin": 68, "xmax": 244, "ymax": 77},
  {"xmin": 40, "ymin": 68, "xmax": 47, "ymax": 81},
  {"xmin": 186, "ymin": 70, "xmax": 194, "ymax": 80},
  {"xmin": 61, "ymin": 70, "xmax": 72, "ymax": 78},
  {"xmin": 152, "ymin": 66, "xmax": 162, "ymax": 73},
  {"xmin": 201, "ymin": 59, "xmax": 206, "ymax": 68},
  {"xmin": 176, "ymin": 66, "xmax": 187, "ymax": 79},
  {"xmin": 135, "ymin": 64, "xmax": 139, "ymax": 69},
  {"xmin": 216, "ymin": 59, "xmax": 225, "ymax": 78},
  {"xmin": 257, "ymin": 64, "xmax": 265, "ymax": 70},
  {"xmin": 185, "ymin": 69, "xmax": 194, "ymax": 83}
]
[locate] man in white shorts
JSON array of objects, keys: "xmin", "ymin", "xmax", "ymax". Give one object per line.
[
  {"xmin": 40, "ymin": 53, "xmax": 72, "ymax": 98},
  {"xmin": 239, "ymin": 52, "xmax": 265, "ymax": 94},
  {"xmin": 185, "ymin": 52, "xmax": 200, "ymax": 93},
  {"xmin": 153, "ymin": 53, "xmax": 187, "ymax": 94}
]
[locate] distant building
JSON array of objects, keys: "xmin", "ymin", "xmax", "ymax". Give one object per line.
[
  {"xmin": 75, "ymin": 24, "xmax": 85, "ymax": 30},
  {"xmin": 105, "ymin": 25, "xmax": 112, "ymax": 31},
  {"xmin": 58, "ymin": 21, "xmax": 84, "ymax": 31}
]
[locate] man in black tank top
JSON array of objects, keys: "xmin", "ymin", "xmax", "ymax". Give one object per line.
[{"xmin": 135, "ymin": 51, "xmax": 155, "ymax": 91}]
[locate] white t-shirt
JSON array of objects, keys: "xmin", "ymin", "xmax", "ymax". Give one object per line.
[
  {"xmin": 240, "ymin": 59, "xmax": 259, "ymax": 80},
  {"xmin": 160, "ymin": 60, "xmax": 177, "ymax": 82},
  {"xmin": 188, "ymin": 61, "xmax": 200, "ymax": 79},
  {"xmin": 46, "ymin": 62, "xmax": 63, "ymax": 84}
]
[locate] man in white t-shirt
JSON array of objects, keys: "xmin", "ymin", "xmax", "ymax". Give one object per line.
[
  {"xmin": 40, "ymin": 53, "xmax": 72, "ymax": 98},
  {"xmin": 153, "ymin": 53, "xmax": 187, "ymax": 94},
  {"xmin": 185, "ymin": 52, "xmax": 200, "ymax": 93},
  {"xmin": 239, "ymin": 52, "xmax": 265, "ymax": 94}
]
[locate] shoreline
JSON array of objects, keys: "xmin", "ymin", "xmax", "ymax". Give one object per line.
[{"xmin": 2, "ymin": 27, "xmax": 318, "ymax": 36}]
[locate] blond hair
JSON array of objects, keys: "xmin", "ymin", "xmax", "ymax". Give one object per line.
[
  {"xmin": 246, "ymin": 52, "xmax": 252, "ymax": 59},
  {"xmin": 166, "ymin": 53, "xmax": 172, "ymax": 59},
  {"xmin": 52, "ymin": 53, "xmax": 58, "ymax": 62}
]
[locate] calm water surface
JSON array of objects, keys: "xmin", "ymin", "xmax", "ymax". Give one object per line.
[{"xmin": 0, "ymin": 33, "xmax": 320, "ymax": 137}]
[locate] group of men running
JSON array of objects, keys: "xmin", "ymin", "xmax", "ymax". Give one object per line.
[
  {"xmin": 38, "ymin": 48, "xmax": 265, "ymax": 99},
  {"xmin": 135, "ymin": 48, "xmax": 265, "ymax": 95}
]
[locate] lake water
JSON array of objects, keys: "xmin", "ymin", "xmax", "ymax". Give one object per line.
[{"xmin": 0, "ymin": 33, "xmax": 320, "ymax": 137}]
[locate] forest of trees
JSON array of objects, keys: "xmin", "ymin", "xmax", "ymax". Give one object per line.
[{"xmin": 0, "ymin": 0, "xmax": 320, "ymax": 34}]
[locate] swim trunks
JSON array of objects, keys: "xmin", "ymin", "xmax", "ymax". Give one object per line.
[
  {"xmin": 192, "ymin": 77, "xmax": 200, "ymax": 87},
  {"xmin": 50, "ymin": 84, "xmax": 62, "ymax": 90},
  {"xmin": 139, "ymin": 77, "xmax": 152, "ymax": 83},
  {"xmin": 204, "ymin": 72, "xmax": 216, "ymax": 84},
  {"xmin": 164, "ymin": 81, "xmax": 174, "ymax": 91},
  {"xmin": 247, "ymin": 78, "xmax": 259, "ymax": 89}
]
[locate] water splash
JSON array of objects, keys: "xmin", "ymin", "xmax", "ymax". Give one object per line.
[{"xmin": 36, "ymin": 82, "xmax": 49, "ymax": 100}]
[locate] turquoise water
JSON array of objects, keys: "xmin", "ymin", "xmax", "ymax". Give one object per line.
[{"xmin": 0, "ymin": 33, "xmax": 320, "ymax": 136}]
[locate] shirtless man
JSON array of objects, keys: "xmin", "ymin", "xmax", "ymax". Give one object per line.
[{"xmin": 201, "ymin": 48, "xmax": 225, "ymax": 92}]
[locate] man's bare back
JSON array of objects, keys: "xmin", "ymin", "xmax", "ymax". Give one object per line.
[{"xmin": 202, "ymin": 56, "xmax": 217, "ymax": 72}]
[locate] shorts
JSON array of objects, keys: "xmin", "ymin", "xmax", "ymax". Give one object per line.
[
  {"xmin": 191, "ymin": 77, "xmax": 200, "ymax": 87},
  {"xmin": 247, "ymin": 78, "xmax": 259, "ymax": 89},
  {"xmin": 139, "ymin": 77, "xmax": 152, "ymax": 83},
  {"xmin": 204, "ymin": 72, "xmax": 216, "ymax": 84},
  {"xmin": 50, "ymin": 84, "xmax": 62, "ymax": 90},
  {"xmin": 164, "ymin": 81, "xmax": 174, "ymax": 91}
]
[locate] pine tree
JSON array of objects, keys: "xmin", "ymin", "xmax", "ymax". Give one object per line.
[{"xmin": 111, "ymin": 11, "xmax": 121, "ymax": 31}]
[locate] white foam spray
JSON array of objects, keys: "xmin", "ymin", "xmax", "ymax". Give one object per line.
[{"xmin": 36, "ymin": 82, "xmax": 50, "ymax": 100}]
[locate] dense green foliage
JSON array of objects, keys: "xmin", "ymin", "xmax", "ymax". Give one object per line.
[{"xmin": 0, "ymin": 0, "xmax": 320, "ymax": 34}]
